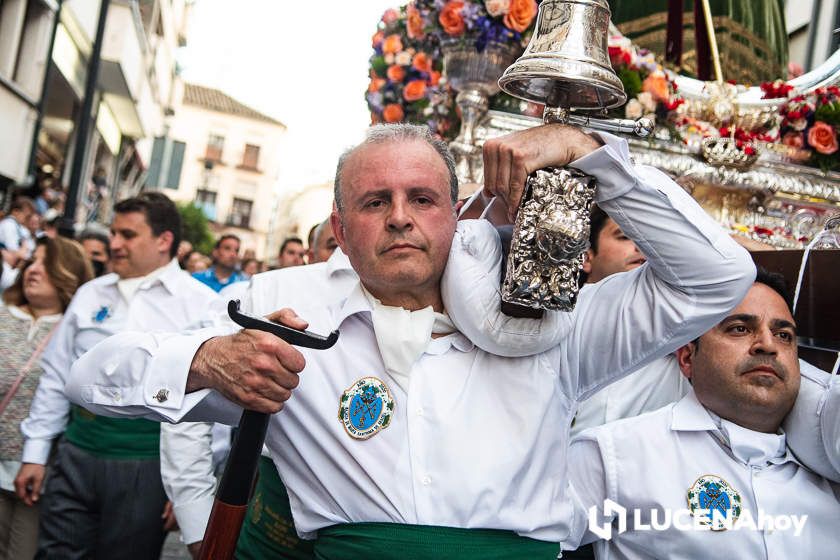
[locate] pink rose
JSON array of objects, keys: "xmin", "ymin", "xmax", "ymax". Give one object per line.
[
  {"xmin": 381, "ymin": 8, "xmax": 399, "ymax": 24},
  {"xmin": 781, "ymin": 132, "xmax": 804, "ymax": 148},
  {"xmin": 807, "ymin": 121, "xmax": 839, "ymax": 155},
  {"xmin": 485, "ymin": 0, "xmax": 510, "ymax": 17}
]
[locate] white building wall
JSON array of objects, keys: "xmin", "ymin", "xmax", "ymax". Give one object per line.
[{"xmin": 166, "ymin": 103, "xmax": 285, "ymax": 259}]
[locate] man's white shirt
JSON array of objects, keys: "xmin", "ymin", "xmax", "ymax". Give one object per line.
[
  {"xmin": 64, "ymin": 134, "xmax": 755, "ymax": 545},
  {"xmin": 570, "ymin": 389, "xmax": 840, "ymax": 559},
  {"xmin": 20, "ymin": 258, "xmax": 219, "ymax": 464},
  {"xmin": 571, "ymin": 354, "xmax": 689, "ymax": 437}
]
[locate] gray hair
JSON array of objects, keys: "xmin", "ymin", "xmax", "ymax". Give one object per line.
[{"xmin": 333, "ymin": 123, "xmax": 458, "ymax": 212}]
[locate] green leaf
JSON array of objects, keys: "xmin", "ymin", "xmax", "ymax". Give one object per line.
[
  {"xmin": 371, "ymin": 56, "xmax": 388, "ymax": 77},
  {"xmin": 618, "ymin": 68, "xmax": 643, "ymax": 98}
]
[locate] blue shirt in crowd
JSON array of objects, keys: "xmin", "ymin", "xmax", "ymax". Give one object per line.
[{"xmin": 192, "ymin": 266, "xmax": 247, "ymax": 293}]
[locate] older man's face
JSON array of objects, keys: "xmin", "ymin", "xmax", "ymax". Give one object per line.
[
  {"xmin": 332, "ymin": 140, "xmax": 456, "ymax": 309},
  {"xmin": 677, "ymin": 283, "xmax": 800, "ymax": 431}
]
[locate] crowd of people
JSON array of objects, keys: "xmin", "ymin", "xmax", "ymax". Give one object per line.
[
  {"xmin": 0, "ymin": 121, "xmax": 837, "ymax": 560},
  {"xmin": 0, "ymin": 190, "xmax": 338, "ymax": 559}
]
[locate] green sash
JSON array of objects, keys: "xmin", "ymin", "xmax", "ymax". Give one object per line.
[
  {"xmin": 64, "ymin": 405, "xmax": 160, "ymax": 459},
  {"xmin": 314, "ymin": 522, "xmax": 560, "ymax": 560},
  {"xmin": 235, "ymin": 456, "xmax": 314, "ymax": 559}
]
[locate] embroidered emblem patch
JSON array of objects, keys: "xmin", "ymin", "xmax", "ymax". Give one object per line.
[
  {"xmin": 338, "ymin": 377, "xmax": 394, "ymax": 440},
  {"xmin": 687, "ymin": 474, "xmax": 742, "ymax": 530},
  {"xmin": 92, "ymin": 305, "xmax": 111, "ymax": 323}
]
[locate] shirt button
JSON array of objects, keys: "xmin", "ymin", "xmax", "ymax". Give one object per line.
[
  {"xmin": 421, "ymin": 475, "xmax": 432, "ymax": 486},
  {"xmin": 112, "ymin": 391, "xmax": 121, "ymax": 402},
  {"xmin": 416, "ymin": 408, "xmax": 424, "ymax": 417}
]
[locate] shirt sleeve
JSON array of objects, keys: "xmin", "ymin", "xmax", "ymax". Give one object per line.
[
  {"xmin": 64, "ymin": 326, "xmax": 236, "ymax": 423},
  {"xmin": 568, "ymin": 435, "xmax": 611, "ymax": 546},
  {"xmin": 784, "ymin": 359, "xmax": 840, "ymax": 482},
  {"xmin": 20, "ymin": 309, "xmax": 77, "ymax": 464},
  {"xmin": 160, "ymin": 422, "xmax": 217, "ymax": 544},
  {"xmin": 567, "ymin": 132, "xmax": 755, "ymax": 400}
]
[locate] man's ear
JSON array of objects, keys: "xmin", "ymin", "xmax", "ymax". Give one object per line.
[
  {"xmin": 330, "ymin": 210, "xmax": 345, "ymax": 250},
  {"xmin": 158, "ymin": 231, "xmax": 175, "ymax": 257},
  {"xmin": 675, "ymin": 342, "xmax": 697, "ymax": 382},
  {"xmin": 582, "ymin": 248, "xmax": 594, "ymax": 274}
]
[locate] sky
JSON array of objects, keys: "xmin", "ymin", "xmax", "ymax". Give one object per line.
[{"xmin": 180, "ymin": 0, "xmax": 397, "ymax": 195}]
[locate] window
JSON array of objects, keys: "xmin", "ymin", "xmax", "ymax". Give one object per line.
[
  {"xmin": 240, "ymin": 144, "xmax": 260, "ymax": 170},
  {"xmin": 195, "ymin": 189, "xmax": 217, "ymax": 221},
  {"xmin": 227, "ymin": 197, "xmax": 253, "ymax": 228},
  {"xmin": 0, "ymin": 0, "xmax": 56, "ymax": 99},
  {"xmin": 205, "ymin": 133, "xmax": 225, "ymax": 162}
]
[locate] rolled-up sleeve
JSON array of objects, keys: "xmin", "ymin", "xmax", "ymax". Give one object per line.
[{"xmin": 568, "ymin": 132, "xmax": 755, "ymax": 399}]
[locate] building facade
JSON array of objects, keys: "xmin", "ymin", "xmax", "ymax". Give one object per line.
[
  {"xmin": 151, "ymin": 82, "xmax": 286, "ymax": 260},
  {"xmin": 1, "ymin": 0, "xmax": 187, "ymax": 224}
]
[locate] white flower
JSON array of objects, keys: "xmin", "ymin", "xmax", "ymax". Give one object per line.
[
  {"xmin": 791, "ymin": 118, "xmax": 808, "ymax": 131},
  {"xmin": 395, "ymin": 51, "xmax": 412, "ymax": 66},
  {"xmin": 384, "ymin": 53, "xmax": 395, "ymax": 65},
  {"xmin": 637, "ymin": 91, "xmax": 657, "ymax": 113},
  {"xmin": 625, "ymin": 99, "xmax": 643, "ymax": 119},
  {"xmin": 485, "ymin": 0, "xmax": 510, "ymax": 17}
]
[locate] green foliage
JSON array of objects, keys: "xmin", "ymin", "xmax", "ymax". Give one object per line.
[
  {"xmin": 814, "ymin": 101, "xmax": 840, "ymax": 127},
  {"xmin": 178, "ymin": 203, "xmax": 214, "ymax": 255},
  {"xmin": 618, "ymin": 68, "xmax": 643, "ymax": 99}
]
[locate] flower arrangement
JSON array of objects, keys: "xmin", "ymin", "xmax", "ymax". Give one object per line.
[
  {"xmin": 367, "ymin": 7, "xmax": 457, "ymax": 139},
  {"xmin": 605, "ymin": 33, "xmax": 682, "ymax": 135},
  {"xmin": 773, "ymin": 85, "xmax": 840, "ymax": 171},
  {"xmin": 408, "ymin": 0, "xmax": 539, "ymax": 52}
]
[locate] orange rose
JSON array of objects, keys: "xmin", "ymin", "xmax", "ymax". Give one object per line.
[
  {"xmin": 383, "ymin": 103, "xmax": 405, "ymax": 123},
  {"xmin": 382, "ymin": 34, "xmax": 403, "ymax": 55},
  {"xmin": 412, "ymin": 52, "xmax": 433, "ymax": 73},
  {"xmin": 503, "ymin": 0, "xmax": 537, "ymax": 33},
  {"xmin": 407, "ymin": 4, "xmax": 425, "ymax": 40},
  {"xmin": 429, "ymin": 71, "xmax": 441, "ymax": 86},
  {"xmin": 642, "ymin": 74, "xmax": 670, "ymax": 103},
  {"xmin": 403, "ymin": 80, "xmax": 427, "ymax": 102},
  {"xmin": 439, "ymin": 1, "xmax": 466, "ymax": 36},
  {"xmin": 807, "ymin": 121, "xmax": 838, "ymax": 155},
  {"xmin": 368, "ymin": 77, "xmax": 386, "ymax": 93},
  {"xmin": 387, "ymin": 65, "xmax": 406, "ymax": 83}
]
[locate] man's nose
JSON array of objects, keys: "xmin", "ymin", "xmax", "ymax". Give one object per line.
[
  {"xmin": 751, "ymin": 327, "xmax": 778, "ymax": 355},
  {"xmin": 386, "ymin": 199, "xmax": 413, "ymax": 231}
]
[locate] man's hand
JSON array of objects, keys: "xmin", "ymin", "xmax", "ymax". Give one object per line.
[
  {"xmin": 161, "ymin": 500, "xmax": 179, "ymax": 531},
  {"xmin": 186, "ymin": 308, "xmax": 308, "ymax": 414},
  {"xmin": 14, "ymin": 463, "xmax": 46, "ymax": 506},
  {"xmin": 482, "ymin": 123, "xmax": 602, "ymax": 221}
]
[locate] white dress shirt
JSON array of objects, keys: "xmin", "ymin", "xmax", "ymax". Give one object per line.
[
  {"xmin": 784, "ymin": 359, "xmax": 840, "ymax": 482},
  {"xmin": 570, "ymin": 389, "xmax": 840, "ymax": 559},
  {"xmin": 64, "ymin": 134, "xmax": 755, "ymax": 546},
  {"xmin": 571, "ymin": 354, "xmax": 689, "ymax": 437},
  {"xmin": 20, "ymin": 258, "xmax": 219, "ymax": 464}
]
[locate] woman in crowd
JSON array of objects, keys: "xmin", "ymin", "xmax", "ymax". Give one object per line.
[{"xmin": 0, "ymin": 236, "xmax": 92, "ymax": 559}]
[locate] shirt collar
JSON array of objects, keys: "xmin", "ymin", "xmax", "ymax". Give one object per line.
[
  {"xmin": 6, "ymin": 304, "xmax": 62, "ymax": 323},
  {"xmin": 671, "ymin": 389, "xmax": 800, "ymax": 468},
  {"xmin": 109, "ymin": 258, "xmax": 182, "ymax": 293},
  {"xmin": 670, "ymin": 389, "xmax": 719, "ymax": 432}
]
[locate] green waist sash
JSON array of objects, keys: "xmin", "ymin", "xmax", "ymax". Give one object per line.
[
  {"xmin": 314, "ymin": 522, "xmax": 560, "ymax": 560},
  {"xmin": 64, "ymin": 405, "xmax": 160, "ymax": 459}
]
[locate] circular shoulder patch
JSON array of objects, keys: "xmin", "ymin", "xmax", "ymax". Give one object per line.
[
  {"xmin": 687, "ymin": 474, "xmax": 742, "ymax": 531},
  {"xmin": 338, "ymin": 377, "xmax": 394, "ymax": 440}
]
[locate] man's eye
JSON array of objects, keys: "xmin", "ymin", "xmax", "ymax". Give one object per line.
[
  {"xmin": 728, "ymin": 325, "xmax": 748, "ymax": 334},
  {"xmin": 776, "ymin": 331, "xmax": 794, "ymax": 342},
  {"xmin": 366, "ymin": 200, "xmax": 384, "ymax": 208},
  {"xmin": 415, "ymin": 197, "xmax": 432, "ymax": 205}
]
